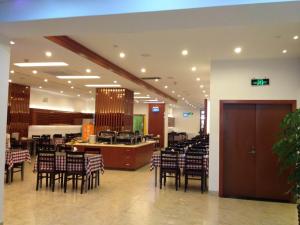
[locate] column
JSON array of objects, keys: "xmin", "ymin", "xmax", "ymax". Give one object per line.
[{"xmin": 0, "ymin": 35, "xmax": 11, "ymax": 225}]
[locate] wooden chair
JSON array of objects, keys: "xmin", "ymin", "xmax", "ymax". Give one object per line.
[
  {"xmin": 36, "ymin": 151, "xmax": 61, "ymax": 192},
  {"xmin": 160, "ymin": 151, "xmax": 180, "ymax": 191},
  {"xmin": 64, "ymin": 152, "xmax": 86, "ymax": 194}
]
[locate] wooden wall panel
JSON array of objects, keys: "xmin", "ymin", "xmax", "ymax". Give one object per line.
[
  {"xmin": 148, "ymin": 103, "xmax": 165, "ymax": 148},
  {"xmin": 30, "ymin": 108, "xmax": 93, "ymax": 125},
  {"xmin": 7, "ymin": 83, "xmax": 30, "ymax": 138},
  {"xmin": 95, "ymin": 88, "xmax": 133, "ymax": 132}
]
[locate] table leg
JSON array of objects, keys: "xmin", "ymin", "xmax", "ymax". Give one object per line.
[{"xmin": 155, "ymin": 166, "xmax": 157, "ymax": 187}]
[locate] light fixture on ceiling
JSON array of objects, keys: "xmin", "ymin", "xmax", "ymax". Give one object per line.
[
  {"xmin": 86, "ymin": 68, "xmax": 92, "ymax": 73},
  {"xmin": 119, "ymin": 52, "xmax": 126, "ymax": 58},
  {"xmin": 202, "ymin": 90, "xmax": 206, "ymax": 93},
  {"xmin": 44, "ymin": 78, "xmax": 48, "ymax": 82},
  {"xmin": 181, "ymin": 49, "xmax": 188, "ymax": 56},
  {"xmin": 200, "ymin": 84, "xmax": 204, "ymax": 89},
  {"xmin": 134, "ymin": 96, "xmax": 151, "ymax": 99},
  {"xmin": 141, "ymin": 68, "xmax": 146, "ymax": 73},
  {"xmin": 45, "ymin": 51, "xmax": 52, "ymax": 57},
  {"xmin": 191, "ymin": 66, "xmax": 197, "ymax": 72},
  {"xmin": 196, "ymin": 77, "xmax": 200, "ymax": 81},
  {"xmin": 89, "ymin": 90, "xmax": 92, "ymax": 94},
  {"xmin": 234, "ymin": 47, "xmax": 242, "ymax": 54},
  {"xmin": 14, "ymin": 62, "xmax": 68, "ymax": 67},
  {"xmin": 144, "ymin": 99, "xmax": 160, "ymax": 102},
  {"xmin": 177, "ymin": 94, "xmax": 181, "ymax": 97},
  {"xmin": 113, "ymin": 80, "xmax": 118, "ymax": 84},
  {"xmin": 32, "ymin": 70, "xmax": 38, "ymax": 74},
  {"xmin": 60, "ymin": 91, "xmax": 64, "ymax": 94},
  {"xmin": 154, "ymin": 78, "xmax": 159, "ymax": 82},
  {"xmin": 282, "ymin": 49, "xmax": 287, "ymax": 54},
  {"xmin": 9, "ymin": 41, "xmax": 15, "ymax": 45},
  {"xmin": 57, "ymin": 75, "xmax": 100, "ymax": 79},
  {"xmin": 77, "ymin": 94, "xmax": 81, "ymax": 97},
  {"xmin": 134, "ymin": 92, "xmax": 141, "ymax": 95},
  {"xmin": 85, "ymin": 84, "xmax": 121, "ymax": 88},
  {"xmin": 164, "ymin": 85, "xmax": 168, "ymax": 89},
  {"xmin": 146, "ymin": 94, "xmax": 150, "ymax": 97},
  {"xmin": 172, "ymin": 90, "xmax": 175, "ymax": 94},
  {"xmin": 39, "ymin": 86, "xmax": 42, "ymax": 89},
  {"xmin": 182, "ymin": 97, "xmax": 185, "ymax": 100},
  {"xmin": 8, "ymin": 79, "xmax": 12, "ymax": 83},
  {"xmin": 10, "ymin": 70, "xmax": 14, "ymax": 74},
  {"xmin": 293, "ymin": 35, "xmax": 299, "ymax": 40},
  {"xmin": 143, "ymin": 101, "xmax": 164, "ymax": 104},
  {"xmin": 67, "ymin": 80, "xmax": 72, "ymax": 84},
  {"xmin": 70, "ymin": 86, "xmax": 74, "ymax": 89}
]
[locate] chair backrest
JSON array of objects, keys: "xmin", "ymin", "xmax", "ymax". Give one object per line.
[
  {"xmin": 165, "ymin": 147, "xmax": 184, "ymax": 154},
  {"xmin": 85, "ymin": 147, "xmax": 101, "ymax": 154},
  {"xmin": 185, "ymin": 151, "xmax": 204, "ymax": 171},
  {"xmin": 32, "ymin": 135, "xmax": 40, "ymax": 140},
  {"xmin": 53, "ymin": 134, "xmax": 63, "ymax": 139},
  {"xmin": 37, "ymin": 150, "xmax": 56, "ymax": 172},
  {"xmin": 160, "ymin": 151, "xmax": 179, "ymax": 169},
  {"xmin": 66, "ymin": 152, "xmax": 85, "ymax": 174}
]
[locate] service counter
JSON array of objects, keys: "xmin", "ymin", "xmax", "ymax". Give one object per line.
[{"xmin": 71, "ymin": 141, "xmax": 156, "ymax": 170}]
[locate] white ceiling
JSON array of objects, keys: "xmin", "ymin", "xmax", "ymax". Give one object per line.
[{"xmin": 3, "ymin": 2, "xmax": 300, "ymax": 109}]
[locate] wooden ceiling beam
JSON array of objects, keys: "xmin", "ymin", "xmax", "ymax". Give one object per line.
[{"xmin": 45, "ymin": 36, "xmax": 177, "ymax": 103}]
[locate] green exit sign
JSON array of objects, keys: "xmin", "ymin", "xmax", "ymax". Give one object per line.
[{"xmin": 251, "ymin": 78, "xmax": 270, "ymax": 86}]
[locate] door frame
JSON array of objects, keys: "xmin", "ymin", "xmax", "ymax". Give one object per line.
[{"xmin": 219, "ymin": 100, "xmax": 296, "ymax": 197}]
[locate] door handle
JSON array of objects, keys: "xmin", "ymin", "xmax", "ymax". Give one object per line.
[{"xmin": 248, "ymin": 146, "xmax": 256, "ymax": 155}]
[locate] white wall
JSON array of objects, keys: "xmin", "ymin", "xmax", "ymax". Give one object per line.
[
  {"xmin": 209, "ymin": 58, "xmax": 300, "ymax": 192},
  {"xmin": 30, "ymin": 88, "xmax": 95, "ymax": 113},
  {"xmin": 0, "ymin": 35, "xmax": 10, "ymax": 225},
  {"xmin": 168, "ymin": 107, "xmax": 200, "ymax": 138}
]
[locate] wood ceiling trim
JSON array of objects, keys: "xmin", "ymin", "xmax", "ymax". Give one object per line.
[{"xmin": 45, "ymin": 36, "xmax": 177, "ymax": 103}]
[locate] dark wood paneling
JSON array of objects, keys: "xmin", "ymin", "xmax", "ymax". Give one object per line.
[
  {"xmin": 30, "ymin": 108, "xmax": 93, "ymax": 125},
  {"xmin": 148, "ymin": 103, "xmax": 165, "ymax": 147},
  {"xmin": 7, "ymin": 83, "xmax": 30, "ymax": 138},
  {"xmin": 45, "ymin": 36, "xmax": 177, "ymax": 103},
  {"xmin": 95, "ymin": 88, "xmax": 133, "ymax": 132}
]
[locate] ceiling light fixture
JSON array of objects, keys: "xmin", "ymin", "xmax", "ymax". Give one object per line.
[
  {"xmin": 177, "ymin": 94, "xmax": 181, "ymax": 97},
  {"xmin": 85, "ymin": 84, "xmax": 121, "ymax": 88},
  {"xmin": 67, "ymin": 80, "xmax": 72, "ymax": 84},
  {"xmin": 45, "ymin": 51, "xmax": 52, "ymax": 57},
  {"xmin": 8, "ymin": 79, "xmax": 12, "ymax": 83},
  {"xmin": 182, "ymin": 97, "xmax": 185, "ymax": 100},
  {"xmin": 172, "ymin": 90, "xmax": 175, "ymax": 94},
  {"xmin": 146, "ymin": 94, "xmax": 150, "ymax": 97},
  {"xmin": 89, "ymin": 91, "xmax": 92, "ymax": 94},
  {"xmin": 113, "ymin": 80, "xmax": 118, "ymax": 84},
  {"xmin": 32, "ymin": 70, "xmax": 38, "ymax": 74},
  {"xmin": 10, "ymin": 70, "xmax": 14, "ymax": 74},
  {"xmin": 164, "ymin": 85, "xmax": 168, "ymax": 89},
  {"xmin": 141, "ymin": 68, "xmax": 146, "ymax": 73},
  {"xmin": 181, "ymin": 49, "xmax": 188, "ymax": 56},
  {"xmin": 196, "ymin": 77, "xmax": 200, "ymax": 81},
  {"xmin": 144, "ymin": 99, "xmax": 160, "ymax": 102},
  {"xmin": 134, "ymin": 96, "xmax": 151, "ymax": 99},
  {"xmin": 14, "ymin": 62, "xmax": 68, "ymax": 67},
  {"xmin": 202, "ymin": 90, "xmax": 206, "ymax": 93},
  {"xmin": 282, "ymin": 49, "xmax": 287, "ymax": 54},
  {"xmin": 119, "ymin": 52, "xmax": 126, "ymax": 58},
  {"xmin": 191, "ymin": 66, "xmax": 197, "ymax": 72},
  {"xmin": 86, "ymin": 68, "xmax": 91, "ymax": 73},
  {"xmin": 234, "ymin": 47, "xmax": 242, "ymax": 54},
  {"xmin": 44, "ymin": 78, "xmax": 48, "ymax": 82},
  {"xmin": 60, "ymin": 91, "xmax": 64, "ymax": 94},
  {"xmin": 134, "ymin": 92, "xmax": 141, "ymax": 95},
  {"xmin": 77, "ymin": 94, "xmax": 81, "ymax": 97},
  {"xmin": 9, "ymin": 41, "xmax": 15, "ymax": 45},
  {"xmin": 39, "ymin": 86, "xmax": 42, "ymax": 89},
  {"xmin": 200, "ymin": 84, "xmax": 204, "ymax": 89},
  {"xmin": 57, "ymin": 75, "xmax": 100, "ymax": 79},
  {"xmin": 293, "ymin": 35, "xmax": 299, "ymax": 40},
  {"xmin": 155, "ymin": 78, "xmax": 159, "ymax": 82},
  {"xmin": 70, "ymin": 86, "xmax": 74, "ymax": 89}
]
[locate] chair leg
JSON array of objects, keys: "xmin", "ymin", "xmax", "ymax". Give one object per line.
[
  {"xmin": 64, "ymin": 173, "xmax": 67, "ymax": 193},
  {"xmin": 61, "ymin": 173, "xmax": 64, "ymax": 188},
  {"xmin": 80, "ymin": 176, "xmax": 84, "ymax": 194},
  {"xmin": 97, "ymin": 171, "xmax": 100, "ymax": 186},
  {"xmin": 163, "ymin": 173, "xmax": 166, "ymax": 186},
  {"xmin": 159, "ymin": 170, "xmax": 162, "ymax": 189},
  {"xmin": 21, "ymin": 162, "xmax": 24, "ymax": 181},
  {"xmin": 36, "ymin": 173, "xmax": 39, "ymax": 191},
  {"xmin": 175, "ymin": 173, "xmax": 178, "ymax": 191},
  {"xmin": 52, "ymin": 174, "xmax": 55, "ymax": 192},
  {"xmin": 184, "ymin": 174, "xmax": 188, "ymax": 192}
]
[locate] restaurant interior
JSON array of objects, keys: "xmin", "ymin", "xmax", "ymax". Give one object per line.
[{"xmin": 0, "ymin": 1, "xmax": 300, "ymax": 225}]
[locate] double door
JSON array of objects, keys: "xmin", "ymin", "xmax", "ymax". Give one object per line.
[{"xmin": 221, "ymin": 101, "xmax": 295, "ymax": 201}]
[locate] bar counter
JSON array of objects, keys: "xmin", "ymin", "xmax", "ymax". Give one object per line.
[{"xmin": 71, "ymin": 141, "xmax": 156, "ymax": 170}]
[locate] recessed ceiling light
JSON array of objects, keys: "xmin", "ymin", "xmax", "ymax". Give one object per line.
[
  {"xmin": 134, "ymin": 96, "xmax": 151, "ymax": 99},
  {"xmin": 282, "ymin": 49, "xmax": 287, "ymax": 54},
  {"xmin": 85, "ymin": 84, "xmax": 121, "ymax": 88},
  {"xmin": 293, "ymin": 35, "xmax": 299, "ymax": 40},
  {"xmin": 181, "ymin": 49, "xmax": 188, "ymax": 56},
  {"xmin": 60, "ymin": 91, "xmax": 64, "ymax": 94},
  {"xmin": 8, "ymin": 79, "xmax": 12, "ymax": 83},
  {"xmin": 39, "ymin": 86, "xmax": 42, "ymax": 89},
  {"xmin": 182, "ymin": 97, "xmax": 185, "ymax": 100},
  {"xmin": 134, "ymin": 92, "xmax": 141, "ymax": 95},
  {"xmin": 172, "ymin": 90, "xmax": 175, "ymax": 94},
  {"xmin": 67, "ymin": 80, "xmax": 72, "ymax": 84},
  {"xmin": 146, "ymin": 94, "xmax": 150, "ymax": 97},
  {"xmin": 89, "ymin": 90, "xmax": 92, "ymax": 94},
  {"xmin": 177, "ymin": 94, "xmax": 181, "ymax": 97},
  {"xmin": 196, "ymin": 77, "xmax": 201, "ymax": 81},
  {"xmin": 144, "ymin": 99, "xmax": 160, "ymax": 102},
  {"xmin": 77, "ymin": 94, "xmax": 81, "ymax": 97},
  {"xmin": 191, "ymin": 66, "xmax": 197, "ymax": 72},
  {"xmin": 14, "ymin": 62, "xmax": 68, "ymax": 67},
  {"xmin": 57, "ymin": 75, "xmax": 100, "ymax": 79},
  {"xmin": 45, "ymin": 51, "xmax": 52, "ymax": 57},
  {"xmin": 164, "ymin": 85, "xmax": 168, "ymax": 89},
  {"xmin": 202, "ymin": 90, "xmax": 206, "ymax": 93},
  {"xmin": 32, "ymin": 70, "xmax": 38, "ymax": 74},
  {"xmin": 141, "ymin": 68, "xmax": 146, "ymax": 73},
  {"xmin": 86, "ymin": 68, "xmax": 91, "ymax": 73},
  {"xmin": 155, "ymin": 78, "xmax": 159, "ymax": 82},
  {"xmin": 10, "ymin": 70, "xmax": 14, "ymax": 74},
  {"xmin": 70, "ymin": 86, "xmax": 74, "ymax": 89},
  {"xmin": 44, "ymin": 78, "xmax": 48, "ymax": 82},
  {"xmin": 113, "ymin": 80, "xmax": 118, "ymax": 84},
  {"xmin": 234, "ymin": 47, "xmax": 242, "ymax": 54},
  {"xmin": 119, "ymin": 52, "xmax": 126, "ymax": 58},
  {"xmin": 9, "ymin": 41, "xmax": 15, "ymax": 45},
  {"xmin": 200, "ymin": 84, "xmax": 204, "ymax": 89}
]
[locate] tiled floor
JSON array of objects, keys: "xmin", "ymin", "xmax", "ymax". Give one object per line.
[{"xmin": 4, "ymin": 161, "xmax": 297, "ymax": 225}]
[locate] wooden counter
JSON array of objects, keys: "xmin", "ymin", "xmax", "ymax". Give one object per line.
[{"xmin": 72, "ymin": 141, "xmax": 155, "ymax": 170}]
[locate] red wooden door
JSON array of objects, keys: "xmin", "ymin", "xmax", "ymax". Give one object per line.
[{"xmin": 223, "ymin": 104, "xmax": 256, "ymax": 198}]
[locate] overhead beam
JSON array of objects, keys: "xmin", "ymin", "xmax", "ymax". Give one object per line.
[{"xmin": 45, "ymin": 36, "xmax": 177, "ymax": 103}]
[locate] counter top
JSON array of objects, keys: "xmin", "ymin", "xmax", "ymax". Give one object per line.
[{"xmin": 69, "ymin": 141, "xmax": 156, "ymax": 148}]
